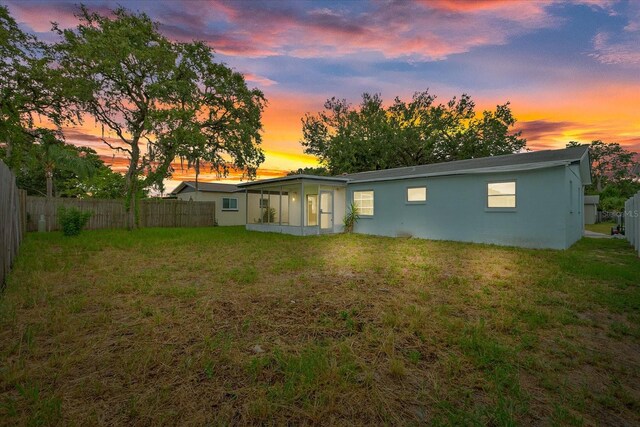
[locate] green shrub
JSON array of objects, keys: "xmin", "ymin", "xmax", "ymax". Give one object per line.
[
  {"xmin": 261, "ymin": 207, "xmax": 276, "ymax": 223},
  {"xmin": 343, "ymin": 202, "xmax": 360, "ymax": 233},
  {"xmin": 57, "ymin": 206, "xmax": 92, "ymax": 236}
]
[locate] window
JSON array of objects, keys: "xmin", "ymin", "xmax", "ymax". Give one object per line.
[
  {"xmin": 353, "ymin": 190, "xmax": 374, "ymax": 216},
  {"xmin": 487, "ymin": 181, "xmax": 516, "ymax": 208},
  {"xmin": 259, "ymin": 198, "xmax": 269, "ymax": 208},
  {"xmin": 223, "ymin": 197, "xmax": 238, "ymax": 211},
  {"xmin": 407, "ymin": 187, "xmax": 427, "ymax": 202}
]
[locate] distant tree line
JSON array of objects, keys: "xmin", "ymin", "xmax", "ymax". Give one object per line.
[{"xmin": 0, "ymin": 5, "xmax": 265, "ymax": 228}]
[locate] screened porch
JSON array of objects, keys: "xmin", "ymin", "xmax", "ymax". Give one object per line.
[{"xmin": 239, "ymin": 176, "xmax": 348, "ymax": 236}]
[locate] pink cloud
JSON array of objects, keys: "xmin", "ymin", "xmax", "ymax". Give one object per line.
[
  {"xmin": 5, "ymin": 0, "xmax": 605, "ymax": 63},
  {"xmin": 5, "ymin": 1, "xmax": 113, "ymax": 33},
  {"xmin": 590, "ymin": 32, "xmax": 640, "ymax": 65},
  {"xmin": 150, "ymin": 0, "xmax": 563, "ymax": 61},
  {"xmin": 243, "ymin": 73, "xmax": 277, "ymax": 87}
]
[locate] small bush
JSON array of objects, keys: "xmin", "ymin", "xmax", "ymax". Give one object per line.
[
  {"xmin": 260, "ymin": 207, "xmax": 276, "ymax": 223},
  {"xmin": 343, "ymin": 202, "xmax": 360, "ymax": 233},
  {"xmin": 57, "ymin": 207, "xmax": 92, "ymax": 236}
]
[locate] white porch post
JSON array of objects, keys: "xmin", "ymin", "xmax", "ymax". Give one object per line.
[
  {"xmin": 279, "ymin": 186, "xmax": 282, "ymax": 226},
  {"xmin": 260, "ymin": 189, "xmax": 263, "ymax": 223},
  {"xmin": 300, "ymin": 181, "xmax": 305, "ymax": 236}
]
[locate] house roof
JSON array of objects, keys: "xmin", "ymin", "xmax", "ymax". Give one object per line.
[
  {"xmin": 584, "ymin": 195, "xmax": 600, "ymax": 204},
  {"xmin": 237, "ymin": 174, "xmax": 349, "ymax": 188},
  {"xmin": 236, "ymin": 145, "xmax": 591, "ymax": 189},
  {"xmin": 171, "ymin": 181, "xmax": 240, "ymax": 194},
  {"xmin": 343, "ymin": 145, "xmax": 590, "ymax": 183}
]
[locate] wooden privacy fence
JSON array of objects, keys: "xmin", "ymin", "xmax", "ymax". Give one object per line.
[
  {"xmin": 141, "ymin": 199, "xmax": 218, "ymax": 228},
  {"xmin": 1, "ymin": 160, "xmax": 26, "ymax": 288},
  {"xmin": 26, "ymin": 196, "xmax": 127, "ymax": 231},
  {"xmin": 25, "ymin": 197, "xmax": 217, "ymax": 231},
  {"xmin": 624, "ymin": 191, "xmax": 640, "ymax": 257}
]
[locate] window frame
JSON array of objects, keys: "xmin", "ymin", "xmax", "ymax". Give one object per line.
[
  {"xmin": 406, "ymin": 186, "xmax": 427, "ymax": 204},
  {"xmin": 222, "ymin": 197, "xmax": 239, "ymax": 211},
  {"xmin": 486, "ymin": 180, "xmax": 517, "ymax": 211},
  {"xmin": 353, "ymin": 190, "xmax": 375, "ymax": 217}
]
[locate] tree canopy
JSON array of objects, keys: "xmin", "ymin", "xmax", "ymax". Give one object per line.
[
  {"xmin": 286, "ymin": 166, "xmax": 331, "ymax": 176},
  {"xmin": 0, "ymin": 5, "xmax": 74, "ymax": 166},
  {"xmin": 301, "ymin": 91, "xmax": 526, "ymax": 174},
  {"xmin": 567, "ymin": 140, "xmax": 639, "ymax": 211},
  {"xmin": 0, "ymin": 133, "xmax": 125, "ymax": 198},
  {"xmin": 54, "ymin": 6, "xmax": 265, "ymax": 227},
  {"xmin": 567, "ymin": 140, "xmax": 637, "ymax": 192}
]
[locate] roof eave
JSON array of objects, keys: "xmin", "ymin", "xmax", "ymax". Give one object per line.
[
  {"xmin": 237, "ymin": 174, "xmax": 349, "ymax": 188},
  {"xmin": 347, "ymin": 160, "xmax": 573, "ymax": 184},
  {"xmin": 170, "ymin": 182, "xmax": 189, "ymax": 194}
]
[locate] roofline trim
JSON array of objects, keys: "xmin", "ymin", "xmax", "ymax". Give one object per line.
[
  {"xmin": 171, "ymin": 181, "xmax": 240, "ymax": 194},
  {"xmin": 237, "ymin": 174, "xmax": 349, "ymax": 188},
  {"xmin": 347, "ymin": 160, "xmax": 574, "ymax": 184}
]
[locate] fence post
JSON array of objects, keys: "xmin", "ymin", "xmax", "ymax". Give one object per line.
[
  {"xmin": 140, "ymin": 199, "xmax": 145, "ymax": 228},
  {"xmin": 627, "ymin": 191, "xmax": 640, "ymax": 256},
  {"xmin": 1, "ymin": 161, "xmax": 24, "ymax": 288},
  {"xmin": 19, "ymin": 190, "xmax": 27, "ymax": 236},
  {"xmin": 635, "ymin": 193, "xmax": 640, "ymax": 256},
  {"xmin": 626, "ymin": 199, "xmax": 633, "ymax": 247}
]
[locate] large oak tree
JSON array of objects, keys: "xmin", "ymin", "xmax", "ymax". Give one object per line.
[
  {"xmin": 301, "ymin": 91, "xmax": 526, "ymax": 174},
  {"xmin": 55, "ymin": 7, "xmax": 265, "ymax": 227}
]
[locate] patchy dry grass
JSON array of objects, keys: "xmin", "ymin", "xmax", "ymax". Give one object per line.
[{"xmin": 1, "ymin": 227, "xmax": 639, "ymax": 425}]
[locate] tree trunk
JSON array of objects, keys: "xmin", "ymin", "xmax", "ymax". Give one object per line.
[
  {"xmin": 126, "ymin": 142, "xmax": 140, "ymax": 230},
  {"xmin": 195, "ymin": 160, "xmax": 200, "ymax": 191},
  {"xmin": 127, "ymin": 185, "xmax": 137, "ymax": 229},
  {"xmin": 46, "ymin": 169, "xmax": 53, "ymax": 198}
]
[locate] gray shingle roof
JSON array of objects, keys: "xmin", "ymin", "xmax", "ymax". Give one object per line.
[
  {"xmin": 237, "ymin": 174, "xmax": 349, "ymax": 188},
  {"xmin": 172, "ymin": 181, "xmax": 239, "ymax": 194},
  {"xmin": 343, "ymin": 145, "xmax": 589, "ymax": 183},
  {"xmin": 584, "ymin": 195, "xmax": 600, "ymax": 204}
]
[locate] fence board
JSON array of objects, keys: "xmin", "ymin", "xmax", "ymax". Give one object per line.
[
  {"xmin": 624, "ymin": 191, "xmax": 640, "ymax": 257},
  {"xmin": 24, "ymin": 197, "xmax": 217, "ymax": 231},
  {"xmin": 0, "ymin": 160, "xmax": 24, "ymax": 288}
]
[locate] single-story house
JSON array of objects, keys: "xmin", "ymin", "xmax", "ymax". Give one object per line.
[
  {"xmin": 238, "ymin": 145, "xmax": 591, "ymax": 249},
  {"xmin": 583, "ymin": 195, "xmax": 600, "ymax": 225},
  {"xmin": 170, "ymin": 181, "xmax": 245, "ymax": 226}
]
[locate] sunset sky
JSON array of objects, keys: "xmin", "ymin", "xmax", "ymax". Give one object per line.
[{"xmin": 4, "ymin": 0, "xmax": 640, "ymax": 190}]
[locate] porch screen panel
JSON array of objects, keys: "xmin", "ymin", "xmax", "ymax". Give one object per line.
[
  {"xmin": 268, "ymin": 191, "xmax": 280, "ymax": 224},
  {"xmin": 247, "ymin": 190, "xmax": 263, "ymax": 224}
]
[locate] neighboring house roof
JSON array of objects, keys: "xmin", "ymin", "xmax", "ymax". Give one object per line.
[
  {"xmin": 343, "ymin": 145, "xmax": 590, "ymax": 184},
  {"xmin": 171, "ymin": 181, "xmax": 240, "ymax": 194},
  {"xmin": 584, "ymin": 195, "xmax": 600, "ymax": 205}
]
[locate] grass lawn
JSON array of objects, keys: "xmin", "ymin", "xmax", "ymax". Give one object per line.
[
  {"xmin": 585, "ymin": 221, "xmax": 617, "ymax": 235},
  {"xmin": 1, "ymin": 227, "xmax": 639, "ymax": 425}
]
